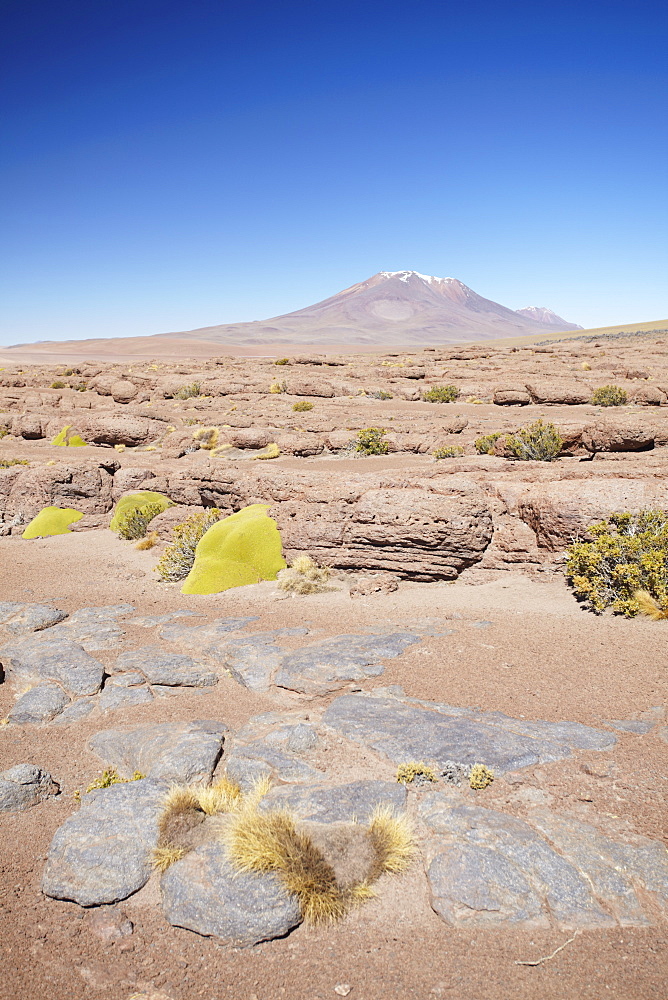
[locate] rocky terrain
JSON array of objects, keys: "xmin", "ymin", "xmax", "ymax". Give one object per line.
[{"xmin": 1, "ymin": 328, "xmax": 667, "ymax": 1000}]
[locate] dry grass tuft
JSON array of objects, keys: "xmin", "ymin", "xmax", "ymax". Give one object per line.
[
  {"xmin": 152, "ymin": 777, "xmax": 245, "ymax": 871},
  {"xmin": 152, "ymin": 845, "xmax": 188, "ymax": 872},
  {"xmin": 635, "ymin": 589, "xmax": 668, "ymax": 620},
  {"xmin": 278, "ymin": 554, "xmax": 334, "ymax": 595},
  {"xmin": 135, "ymin": 531, "xmax": 158, "ymax": 550},
  {"xmin": 367, "ymin": 806, "xmax": 416, "ymax": 877}
]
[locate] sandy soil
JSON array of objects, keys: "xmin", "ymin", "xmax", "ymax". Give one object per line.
[{"xmin": 1, "ymin": 530, "xmax": 666, "ymax": 1000}]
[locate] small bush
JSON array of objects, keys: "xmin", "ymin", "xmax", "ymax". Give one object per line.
[
  {"xmin": 592, "ymin": 385, "xmax": 628, "ymax": 407},
  {"xmin": 422, "ymin": 385, "xmax": 459, "ymax": 403},
  {"xmin": 370, "ymin": 389, "xmax": 393, "ymax": 400},
  {"xmin": 175, "ymin": 382, "xmax": 201, "ymax": 400},
  {"xmin": 566, "ymin": 510, "xmax": 668, "ymax": 616},
  {"xmin": 115, "ymin": 501, "xmax": 166, "ymax": 540},
  {"xmin": 60, "ymin": 368, "xmax": 75, "ymax": 377},
  {"xmin": 505, "ymin": 419, "xmax": 562, "ymax": 462},
  {"xmin": 356, "ymin": 427, "xmax": 388, "ymax": 456},
  {"xmin": 85, "ymin": 768, "xmax": 144, "ymax": 794},
  {"xmin": 469, "ymin": 764, "xmax": 494, "ymax": 790},
  {"xmin": 274, "ymin": 357, "xmax": 290, "ymax": 365},
  {"xmin": 433, "ymin": 446, "xmax": 464, "ymax": 460},
  {"xmin": 50, "ymin": 381, "xmax": 66, "ymax": 389},
  {"xmin": 155, "ymin": 508, "xmax": 224, "ymax": 582},
  {"xmin": 0, "ymin": 458, "xmax": 29, "ymax": 468},
  {"xmin": 475, "ymin": 432, "xmax": 502, "ymax": 455},
  {"xmin": 74, "ymin": 382, "xmax": 87, "ymax": 392},
  {"xmin": 278, "ymin": 555, "xmax": 334, "ymax": 595},
  {"xmin": 292, "ymin": 400, "xmax": 314, "ymax": 412},
  {"xmin": 396, "ymin": 762, "xmax": 437, "ymax": 785},
  {"xmin": 269, "ymin": 380, "xmax": 287, "ymax": 394},
  {"xmin": 192, "ymin": 426, "xmax": 219, "ymax": 450}
]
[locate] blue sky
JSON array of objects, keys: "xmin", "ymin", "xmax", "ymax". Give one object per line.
[{"xmin": 1, "ymin": 0, "xmax": 666, "ymax": 345}]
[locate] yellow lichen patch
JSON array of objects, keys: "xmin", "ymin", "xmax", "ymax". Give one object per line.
[
  {"xmin": 22, "ymin": 506, "xmax": 84, "ymax": 539},
  {"xmin": 180, "ymin": 504, "xmax": 286, "ymax": 595},
  {"xmin": 468, "ymin": 764, "xmax": 495, "ymax": 790}
]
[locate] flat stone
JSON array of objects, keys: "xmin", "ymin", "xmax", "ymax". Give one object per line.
[
  {"xmin": 88, "ymin": 720, "xmax": 227, "ymax": 784},
  {"xmin": 109, "ymin": 671, "xmax": 146, "ymax": 687},
  {"xmin": 218, "ymin": 637, "xmax": 283, "ymax": 693},
  {"xmin": 129, "ymin": 611, "xmax": 203, "ymax": 627},
  {"xmin": 0, "ymin": 602, "xmax": 68, "ymax": 635},
  {"xmin": 8, "ymin": 683, "xmax": 70, "ymax": 724},
  {"xmin": 285, "ymin": 724, "xmax": 319, "ymax": 753},
  {"xmin": 0, "ymin": 636, "xmax": 105, "ymax": 696},
  {"xmin": 605, "ymin": 720, "xmax": 655, "ymax": 735},
  {"xmin": 52, "ymin": 699, "xmax": 96, "ymax": 726},
  {"xmin": 259, "ymin": 780, "xmax": 407, "ymax": 823},
  {"xmin": 275, "ymin": 633, "xmax": 420, "ymax": 696},
  {"xmin": 0, "ymin": 764, "xmax": 59, "ymax": 811},
  {"xmin": 225, "ymin": 741, "xmax": 322, "ymax": 790},
  {"xmin": 323, "ymin": 694, "xmax": 616, "ymax": 773},
  {"xmin": 161, "ymin": 841, "xmax": 302, "ymax": 945},
  {"xmin": 158, "ymin": 617, "xmax": 258, "ymax": 648},
  {"xmin": 98, "ymin": 683, "xmax": 154, "ymax": 712},
  {"xmin": 114, "ymin": 647, "xmax": 217, "ymax": 687},
  {"xmin": 45, "ymin": 606, "xmax": 130, "ymax": 650},
  {"xmin": 42, "ymin": 779, "xmax": 164, "ymax": 905}
]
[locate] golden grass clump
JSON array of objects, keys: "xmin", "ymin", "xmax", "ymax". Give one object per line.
[
  {"xmin": 635, "ymin": 589, "xmax": 668, "ymax": 620},
  {"xmin": 468, "ymin": 764, "xmax": 495, "ymax": 790},
  {"xmin": 135, "ymin": 531, "xmax": 158, "ymax": 550},
  {"xmin": 152, "ymin": 777, "xmax": 246, "ymax": 871},
  {"xmin": 278, "ymin": 555, "xmax": 334, "ymax": 595},
  {"xmin": 193, "ymin": 426, "xmax": 219, "ymax": 450}
]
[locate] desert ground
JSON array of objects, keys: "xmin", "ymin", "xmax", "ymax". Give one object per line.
[{"xmin": 1, "ymin": 328, "xmax": 667, "ymax": 1000}]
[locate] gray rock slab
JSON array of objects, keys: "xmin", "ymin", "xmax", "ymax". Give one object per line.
[
  {"xmin": 110, "ymin": 671, "xmax": 146, "ymax": 687},
  {"xmin": 225, "ymin": 741, "xmax": 321, "ymax": 790},
  {"xmin": 45, "ymin": 606, "xmax": 129, "ymax": 650},
  {"xmin": 323, "ymin": 694, "xmax": 616, "ymax": 774},
  {"xmin": 0, "ymin": 764, "xmax": 59, "ymax": 811},
  {"xmin": 219, "ymin": 638, "xmax": 284, "ymax": 693},
  {"xmin": 158, "ymin": 617, "xmax": 258, "ymax": 647},
  {"xmin": 0, "ymin": 602, "xmax": 68, "ymax": 635},
  {"xmin": 129, "ymin": 611, "xmax": 203, "ymax": 627},
  {"xmin": 259, "ymin": 780, "xmax": 407, "ymax": 823},
  {"xmin": 52, "ymin": 698, "xmax": 96, "ymax": 726},
  {"xmin": 161, "ymin": 842, "xmax": 301, "ymax": 945},
  {"xmin": 605, "ymin": 720, "xmax": 655, "ymax": 735},
  {"xmin": 88, "ymin": 720, "xmax": 227, "ymax": 784},
  {"xmin": 8, "ymin": 683, "xmax": 70, "ymax": 724},
  {"xmin": 42, "ymin": 779, "xmax": 164, "ymax": 905},
  {"xmin": 275, "ymin": 633, "xmax": 421, "ymax": 696},
  {"xmin": 1, "ymin": 636, "xmax": 105, "ymax": 696},
  {"xmin": 98, "ymin": 683, "xmax": 154, "ymax": 713},
  {"xmin": 421, "ymin": 797, "xmax": 616, "ymax": 928},
  {"xmin": 114, "ymin": 647, "xmax": 217, "ymax": 687}
]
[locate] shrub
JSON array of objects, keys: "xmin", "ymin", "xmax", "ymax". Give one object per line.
[
  {"xmin": 60, "ymin": 368, "xmax": 75, "ymax": 377},
  {"xmin": 175, "ymin": 382, "xmax": 201, "ymax": 399},
  {"xmin": 433, "ymin": 446, "xmax": 464, "ymax": 460},
  {"xmin": 274, "ymin": 358, "xmax": 290, "ymax": 365},
  {"xmin": 292, "ymin": 400, "xmax": 314, "ymax": 412},
  {"xmin": 475, "ymin": 432, "xmax": 502, "ymax": 455},
  {"xmin": 396, "ymin": 762, "xmax": 437, "ymax": 785},
  {"xmin": 356, "ymin": 427, "xmax": 388, "ymax": 455},
  {"xmin": 74, "ymin": 382, "xmax": 87, "ymax": 392},
  {"xmin": 592, "ymin": 385, "xmax": 628, "ymax": 407},
  {"xmin": 192, "ymin": 426, "xmax": 219, "ymax": 450},
  {"xmin": 566, "ymin": 510, "xmax": 668, "ymax": 616},
  {"xmin": 269, "ymin": 380, "xmax": 287, "ymax": 394},
  {"xmin": 370, "ymin": 389, "xmax": 393, "ymax": 400},
  {"xmin": 469, "ymin": 764, "xmax": 494, "ymax": 790},
  {"xmin": 50, "ymin": 381, "xmax": 66, "ymax": 389},
  {"xmin": 421, "ymin": 385, "xmax": 459, "ymax": 403},
  {"xmin": 278, "ymin": 555, "xmax": 333, "ymax": 594},
  {"xmin": 155, "ymin": 508, "xmax": 224, "ymax": 582},
  {"xmin": 0, "ymin": 458, "xmax": 29, "ymax": 468},
  {"xmin": 505, "ymin": 419, "xmax": 562, "ymax": 462},
  {"xmin": 115, "ymin": 501, "xmax": 166, "ymax": 540}
]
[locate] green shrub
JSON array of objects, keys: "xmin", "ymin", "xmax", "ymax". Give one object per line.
[
  {"xmin": 433, "ymin": 446, "xmax": 464, "ymax": 460},
  {"xmin": 475, "ymin": 432, "xmax": 502, "ymax": 455},
  {"xmin": 370, "ymin": 389, "xmax": 393, "ymax": 400},
  {"xmin": 505, "ymin": 419, "xmax": 562, "ymax": 462},
  {"xmin": 175, "ymin": 382, "xmax": 201, "ymax": 399},
  {"xmin": 421, "ymin": 385, "xmax": 459, "ymax": 403},
  {"xmin": 60, "ymin": 369, "xmax": 75, "ymax": 377},
  {"xmin": 356, "ymin": 427, "xmax": 389, "ymax": 455},
  {"xmin": 292, "ymin": 400, "xmax": 314, "ymax": 412},
  {"xmin": 592, "ymin": 385, "xmax": 628, "ymax": 407},
  {"xmin": 22, "ymin": 506, "xmax": 84, "ymax": 539},
  {"xmin": 566, "ymin": 511, "xmax": 668, "ymax": 616},
  {"xmin": 50, "ymin": 381, "xmax": 67, "ymax": 389},
  {"xmin": 115, "ymin": 501, "xmax": 166, "ymax": 540},
  {"xmin": 74, "ymin": 382, "xmax": 88, "ymax": 392},
  {"xmin": 155, "ymin": 508, "xmax": 224, "ymax": 582},
  {"xmin": 274, "ymin": 358, "xmax": 290, "ymax": 365}
]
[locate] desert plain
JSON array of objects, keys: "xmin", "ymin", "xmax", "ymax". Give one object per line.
[{"xmin": 1, "ymin": 326, "xmax": 667, "ymax": 1000}]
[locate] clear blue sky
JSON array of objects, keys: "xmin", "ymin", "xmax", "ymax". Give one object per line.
[{"xmin": 1, "ymin": 0, "xmax": 666, "ymax": 345}]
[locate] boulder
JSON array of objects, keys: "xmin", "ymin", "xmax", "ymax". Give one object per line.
[
  {"xmin": 110, "ymin": 380, "xmax": 138, "ymax": 404},
  {"xmin": 1, "ymin": 636, "xmax": 105, "ymax": 696},
  {"xmin": 8, "ymin": 683, "xmax": 70, "ymax": 724},
  {"xmin": 493, "ymin": 386, "xmax": 531, "ymax": 405},
  {"xmin": 0, "ymin": 764, "xmax": 59, "ymax": 811},
  {"xmin": 582, "ymin": 420, "xmax": 655, "ymax": 453},
  {"xmin": 525, "ymin": 381, "xmax": 591, "ymax": 405}
]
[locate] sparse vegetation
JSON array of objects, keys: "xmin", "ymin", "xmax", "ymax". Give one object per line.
[
  {"xmin": 475, "ymin": 432, "xmax": 502, "ymax": 455},
  {"xmin": 0, "ymin": 458, "xmax": 29, "ymax": 468},
  {"xmin": 433, "ymin": 446, "xmax": 464, "ymax": 460},
  {"xmin": 278, "ymin": 555, "xmax": 334, "ymax": 594},
  {"xmin": 85, "ymin": 768, "xmax": 145, "ymax": 794},
  {"xmin": 175, "ymin": 382, "xmax": 201, "ymax": 399},
  {"xmin": 421, "ymin": 385, "xmax": 459, "ymax": 403},
  {"xmin": 468, "ymin": 764, "xmax": 495, "ymax": 790},
  {"xmin": 50, "ymin": 381, "xmax": 67, "ymax": 389},
  {"xmin": 192, "ymin": 426, "xmax": 219, "ymax": 450},
  {"xmin": 155, "ymin": 508, "xmax": 224, "ymax": 582},
  {"xmin": 505, "ymin": 419, "xmax": 563, "ymax": 462},
  {"xmin": 396, "ymin": 762, "xmax": 438, "ymax": 785},
  {"xmin": 356, "ymin": 427, "xmax": 388, "ymax": 456},
  {"xmin": 369, "ymin": 389, "xmax": 393, "ymax": 400},
  {"xmin": 566, "ymin": 511, "xmax": 668, "ymax": 616},
  {"xmin": 274, "ymin": 358, "xmax": 290, "ymax": 365},
  {"xmin": 292, "ymin": 400, "xmax": 314, "ymax": 412},
  {"xmin": 269, "ymin": 380, "xmax": 287, "ymax": 394},
  {"xmin": 592, "ymin": 385, "xmax": 628, "ymax": 407}
]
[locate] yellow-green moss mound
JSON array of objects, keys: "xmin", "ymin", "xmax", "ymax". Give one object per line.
[
  {"xmin": 22, "ymin": 506, "xmax": 84, "ymax": 538},
  {"xmin": 52, "ymin": 425, "xmax": 87, "ymax": 447},
  {"xmin": 181, "ymin": 504, "xmax": 286, "ymax": 595},
  {"xmin": 109, "ymin": 492, "xmax": 173, "ymax": 535}
]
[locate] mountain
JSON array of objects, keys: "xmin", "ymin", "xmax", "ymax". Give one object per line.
[{"xmin": 168, "ymin": 270, "xmax": 582, "ymax": 347}]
